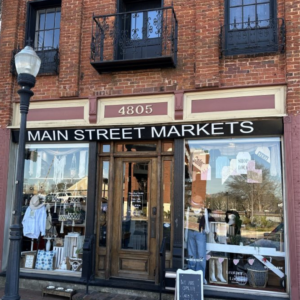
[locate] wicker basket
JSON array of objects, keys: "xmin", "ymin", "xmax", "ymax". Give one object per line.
[{"xmin": 247, "ymin": 268, "xmax": 268, "ymax": 288}]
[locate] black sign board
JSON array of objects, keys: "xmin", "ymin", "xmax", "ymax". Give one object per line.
[
  {"xmin": 176, "ymin": 269, "xmax": 203, "ymax": 300},
  {"xmin": 12, "ymin": 119, "xmax": 283, "ymax": 143}
]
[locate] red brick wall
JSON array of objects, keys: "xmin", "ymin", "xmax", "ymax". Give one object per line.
[{"xmin": 0, "ymin": 0, "xmax": 298, "ymax": 107}]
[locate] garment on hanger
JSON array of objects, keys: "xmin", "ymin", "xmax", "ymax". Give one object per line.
[
  {"xmin": 53, "ymin": 155, "xmax": 66, "ymax": 184},
  {"xmin": 36, "ymin": 151, "xmax": 43, "ymax": 178},
  {"xmin": 270, "ymin": 144, "xmax": 281, "ymax": 176},
  {"xmin": 22, "ymin": 206, "xmax": 47, "ymax": 239},
  {"xmin": 78, "ymin": 150, "xmax": 87, "ymax": 178}
]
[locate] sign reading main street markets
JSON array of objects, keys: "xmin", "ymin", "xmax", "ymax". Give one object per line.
[{"xmin": 12, "ymin": 119, "xmax": 283, "ymax": 143}]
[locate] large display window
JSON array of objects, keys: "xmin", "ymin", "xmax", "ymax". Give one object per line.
[
  {"xmin": 20, "ymin": 143, "xmax": 89, "ymax": 276},
  {"xmin": 184, "ymin": 137, "xmax": 286, "ymax": 293}
]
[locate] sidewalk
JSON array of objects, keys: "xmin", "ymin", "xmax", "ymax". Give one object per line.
[{"xmin": 0, "ymin": 288, "xmax": 157, "ymax": 300}]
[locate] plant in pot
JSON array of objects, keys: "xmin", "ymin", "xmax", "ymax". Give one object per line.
[{"xmin": 76, "ymin": 248, "xmax": 83, "ymax": 259}]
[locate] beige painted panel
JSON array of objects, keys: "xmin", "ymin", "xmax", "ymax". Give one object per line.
[
  {"xmin": 98, "ymin": 95, "xmax": 174, "ymax": 125},
  {"xmin": 184, "ymin": 86, "xmax": 286, "ymax": 122},
  {"xmin": 11, "ymin": 99, "xmax": 90, "ymax": 128}
]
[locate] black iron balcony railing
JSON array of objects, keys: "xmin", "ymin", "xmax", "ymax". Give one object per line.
[
  {"xmin": 11, "ymin": 47, "xmax": 60, "ymax": 75},
  {"xmin": 220, "ymin": 18, "xmax": 285, "ymax": 57},
  {"xmin": 91, "ymin": 7, "xmax": 178, "ymax": 73}
]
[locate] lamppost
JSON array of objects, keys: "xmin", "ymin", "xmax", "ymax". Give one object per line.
[{"xmin": 3, "ymin": 46, "xmax": 41, "ymax": 300}]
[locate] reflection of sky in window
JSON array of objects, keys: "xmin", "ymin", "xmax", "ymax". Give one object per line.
[{"xmin": 103, "ymin": 161, "xmax": 109, "ymax": 179}]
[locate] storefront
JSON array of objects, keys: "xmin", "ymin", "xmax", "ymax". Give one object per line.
[{"xmin": 6, "ymin": 85, "xmax": 290, "ymax": 299}]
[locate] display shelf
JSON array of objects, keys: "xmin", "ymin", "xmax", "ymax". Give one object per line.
[{"xmin": 206, "ymin": 243, "xmax": 285, "ymax": 257}]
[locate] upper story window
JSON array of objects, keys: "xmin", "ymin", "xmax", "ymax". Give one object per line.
[
  {"xmin": 25, "ymin": 0, "xmax": 61, "ymax": 75},
  {"xmin": 229, "ymin": 0, "xmax": 271, "ymax": 30},
  {"xmin": 35, "ymin": 7, "xmax": 61, "ymax": 51},
  {"xmin": 221, "ymin": 0, "xmax": 285, "ymax": 56},
  {"xmin": 90, "ymin": 0, "xmax": 178, "ymax": 73}
]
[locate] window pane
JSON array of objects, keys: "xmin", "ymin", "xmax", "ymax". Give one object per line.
[
  {"xmin": 147, "ymin": 10, "xmax": 161, "ymax": 39},
  {"xmin": 35, "ymin": 31, "xmax": 44, "ymax": 50},
  {"xmin": 243, "ymin": 0, "xmax": 255, "ymax": 4},
  {"xmin": 257, "ymin": 3, "xmax": 270, "ymax": 26},
  {"xmin": 131, "ymin": 12, "xmax": 143, "ymax": 40},
  {"xmin": 55, "ymin": 10, "xmax": 61, "ymax": 29},
  {"xmin": 184, "ymin": 137, "xmax": 285, "ymax": 291},
  {"xmin": 230, "ymin": 0, "xmax": 242, "ymax": 6},
  {"xmin": 102, "ymin": 145, "xmax": 111, "ymax": 153},
  {"xmin": 45, "ymin": 10, "xmax": 55, "ymax": 30},
  {"xmin": 163, "ymin": 141, "xmax": 173, "ymax": 152},
  {"xmin": 163, "ymin": 160, "xmax": 172, "ymax": 252},
  {"xmin": 230, "ymin": 7, "xmax": 242, "ymax": 29},
  {"xmin": 116, "ymin": 143, "xmax": 157, "ymax": 152},
  {"xmin": 121, "ymin": 162, "xmax": 149, "ymax": 250},
  {"xmin": 243, "ymin": 4, "xmax": 255, "ymax": 27},
  {"xmin": 44, "ymin": 30, "xmax": 54, "ymax": 48},
  {"xmin": 257, "ymin": 0, "xmax": 269, "ymax": 3},
  {"xmin": 54, "ymin": 29, "xmax": 60, "ymax": 48},
  {"xmin": 99, "ymin": 161, "xmax": 109, "ymax": 247},
  {"xmin": 39, "ymin": 12, "xmax": 46, "ymax": 30}
]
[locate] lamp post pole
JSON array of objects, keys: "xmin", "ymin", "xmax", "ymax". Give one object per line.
[{"xmin": 3, "ymin": 46, "xmax": 40, "ymax": 300}]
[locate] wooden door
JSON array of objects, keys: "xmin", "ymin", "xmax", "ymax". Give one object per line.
[{"xmin": 111, "ymin": 157, "xmax": 158, "ymax": 280}]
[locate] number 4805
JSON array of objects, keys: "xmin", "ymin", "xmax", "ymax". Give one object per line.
[{"xmin": 118, "ymin": 105, "xmax": 153, "ymax": 115}]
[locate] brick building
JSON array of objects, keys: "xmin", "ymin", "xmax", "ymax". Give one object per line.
[{"xmin": 0, "ymin": 0, "xmax": 299, "ymax": 299}]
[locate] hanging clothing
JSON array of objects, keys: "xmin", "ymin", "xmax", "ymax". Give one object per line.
[
  {"xmin": 78, "ymin": 150, "xmax": 87, "ymax": 178},
  {"xmin": 53, "ymin": 155, "xmax": 66, "ymax": 184},
  {"xmin": 36, "ymin": 151, "xmax": 42, "ymax": 178},
  {"xmin": 187, "ymin": 231, "xmax": 207, "ymax": 277},
  {"xmin": 22, "ymin": 206, "xmax": 47, "ymax": 239}
]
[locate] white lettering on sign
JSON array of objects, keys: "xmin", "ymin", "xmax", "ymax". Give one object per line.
[
  {"xmin": 152, "ymin": 126, "xmax": 166, "ymax": 138},
  {"xmin": 118, "ymin": 105, "xmax": 153, "ymax": 115},
  {"xmin": 240, "ymin": 121, "xmax": 254, "ymax": 133},
  {"xmin": 25, "ymin": 121, "xmax": 258, "ymax": 142},
  {"xmin": 74, "ymin": 130, "xmax": 85, "ymax": 140}
]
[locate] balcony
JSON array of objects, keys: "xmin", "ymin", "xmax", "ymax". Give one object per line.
[
  {"xmin": 11, "ymin": 47, "xmax": 59, "ymax": 75},
  {"xmin": 220, "ymin": 18, "xmax": 285, "ymax": 57},
  {"xmin": 90, "ymin": 7, "xmax": 178, "ymax": 73}
]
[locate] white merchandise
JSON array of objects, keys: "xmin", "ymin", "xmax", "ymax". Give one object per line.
[
  {"xmin": 78, "ymin": 150, "xmax": 87, "ymax": 178},
  {"xmin": 22, "ymin": 206, "xmax": 46, "ymax": 239},
  {"xmin": 53, "ymin": 155, "xmax": 66, "ymax": 184}
]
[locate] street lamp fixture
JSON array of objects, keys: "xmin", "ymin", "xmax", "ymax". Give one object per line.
[{"xmin": 3, "ymin": 46, "xmax": 41, "ymax": 300}]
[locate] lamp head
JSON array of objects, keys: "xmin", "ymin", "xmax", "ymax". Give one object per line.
[{"xmin": 15, "ymin": 46, "xmax": 41, "ymax": 77}]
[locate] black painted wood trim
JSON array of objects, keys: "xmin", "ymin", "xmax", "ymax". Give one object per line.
[
  {"xmin": 172, "ymin": 139, "xmax": 184, "ymax": 269},
  {"xmin": 81, "ymin": 142, "xmax": 98, "ymax": 280},
  {"xmin": 85, "ymin": 142, "xmax": 98, "ymax": 236}
]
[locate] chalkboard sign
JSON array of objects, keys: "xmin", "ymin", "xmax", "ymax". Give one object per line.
[{"xmin": 176, "ymin": 269, "xmax": 203, "ymax": 300}]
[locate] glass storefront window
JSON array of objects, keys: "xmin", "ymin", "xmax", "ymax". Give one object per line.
[
  {"xmin": 184, "ymin": 137, "xmax": 285, "ymax": 292},
  {"xmin": 21, "ymin": 143, "xmax": 89, "ymax": 274}
]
